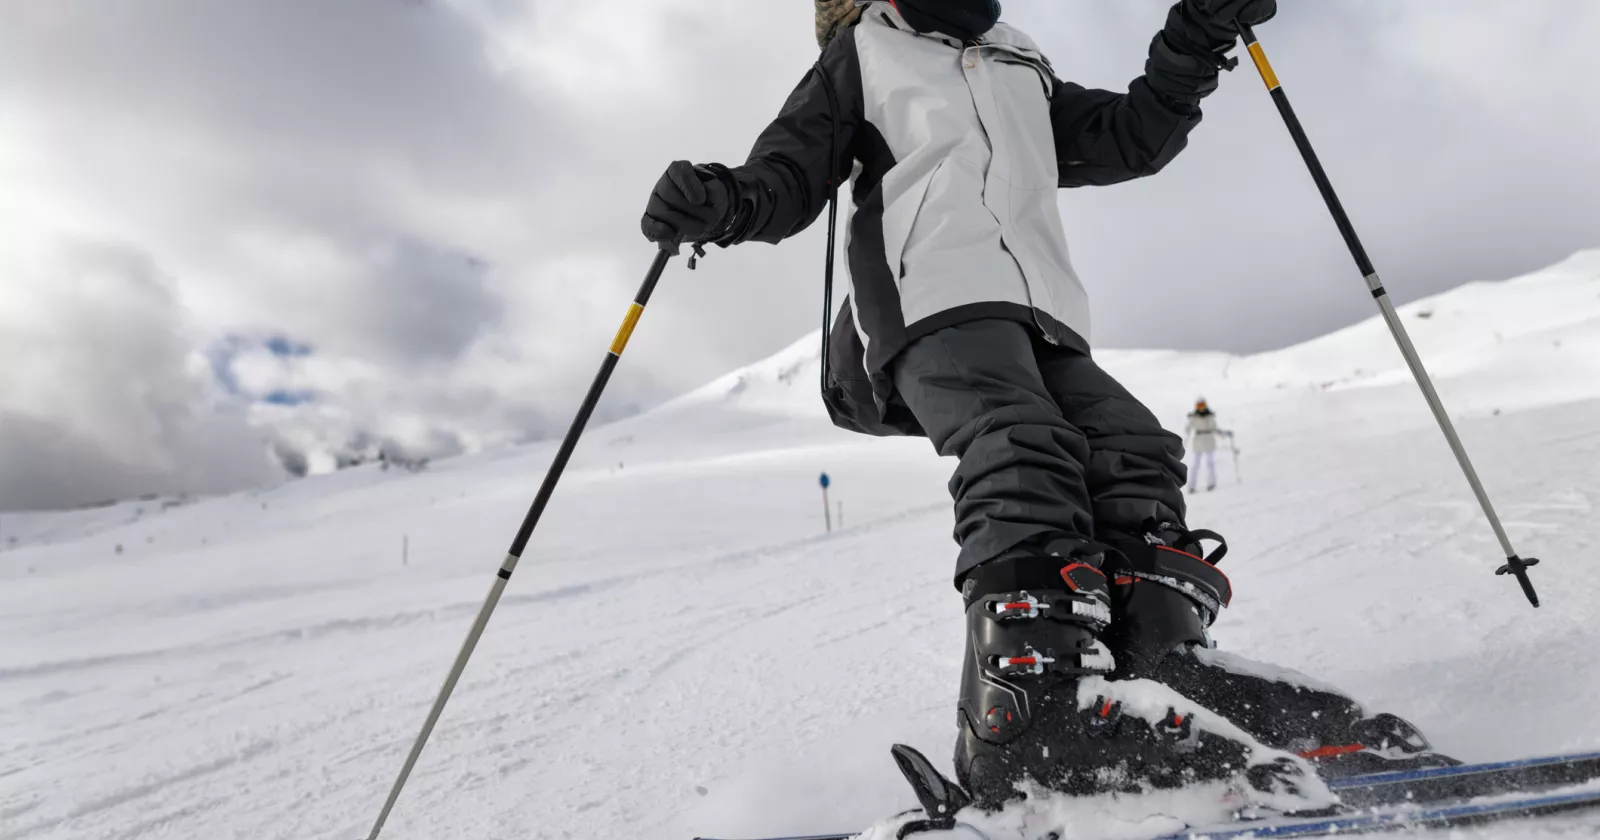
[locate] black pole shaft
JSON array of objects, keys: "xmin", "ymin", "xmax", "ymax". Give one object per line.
[
  {"xmin": 366, "ymin": 245, "xmax": 676, "ymax": 839},
  {"xmin": 507, "ymin": 246, "xmax": 672, "ymax": 559},
  {"xmin": 1238, "ymin": 24, "xmax": 1540, "ymax": 607}
]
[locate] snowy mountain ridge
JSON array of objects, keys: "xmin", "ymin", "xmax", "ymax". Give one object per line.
[{"xmin": 629, "ymin": 249, "xmax": 1600, "ymax": 440}]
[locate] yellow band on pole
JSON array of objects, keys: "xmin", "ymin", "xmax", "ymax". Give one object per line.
[
  {"xmin": 610, "ymin": 303, "xmax": 645, "ymax": 356},
  {"xmin": 1247, "ymin": 41, "xmax": 1281, "ymax": 91}
]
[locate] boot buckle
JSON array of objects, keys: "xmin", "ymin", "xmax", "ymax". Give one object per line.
[
  {"xmin": 990, "ymin": 592, "xmax": 1049, "ymax": 620},
  {"xmin": 994, "ymin": 645, "xmax": 1055, "ymax": 676}
]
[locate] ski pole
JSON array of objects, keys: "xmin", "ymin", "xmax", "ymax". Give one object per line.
[
  {"xmin": 1238, "ymin": 24, "xmax": 1541, "ymax": 607},
  {"xmin": 364, "ymin": 243, "xmax": 683, "ymax": 839},
  {"xmin": 1227, "ymin": 433, "xmax": 1242, "ymax": 484}
]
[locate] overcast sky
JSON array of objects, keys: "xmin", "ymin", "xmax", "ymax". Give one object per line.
[{"xmin": 3, "ymin": 0, "xmax": 1598, "ymax": 510}]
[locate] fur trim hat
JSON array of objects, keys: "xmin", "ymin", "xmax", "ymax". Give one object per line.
[{"xmin": 815, "ymin": 0, "xmax": 864, "ymax": 49}]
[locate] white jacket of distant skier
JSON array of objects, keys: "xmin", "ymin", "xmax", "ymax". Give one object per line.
[{"xmin": 1186, "ymin": 406, "xmax": 1223, "ymax": 453}]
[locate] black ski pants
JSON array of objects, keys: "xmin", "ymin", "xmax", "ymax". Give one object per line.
[{"xmin": 890, "ymin": 318, "xmax": 1189, "ymax": 581}]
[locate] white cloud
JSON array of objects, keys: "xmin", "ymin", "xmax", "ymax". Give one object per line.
[
  {"xmin": 0, "ymin": 239, "xmax": 279, "ymax": 509},
  {"xmin": 1, "ymin": 0, "xmax": 1596, "ymax": 509}
]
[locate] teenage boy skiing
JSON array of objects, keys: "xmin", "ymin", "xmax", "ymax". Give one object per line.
[{"xmin": 641, "ymin": 0, "xmax": 1454, "ymax": 807}]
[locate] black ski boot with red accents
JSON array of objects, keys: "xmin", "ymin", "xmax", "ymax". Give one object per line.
[
  {"xmin": 1147, "ymin": 645, "xmax": 1460, "ymax": 778},
  {"xmin": 1099, "ymin": 522, "xmax": 1460, "ymax": 781},
  {"xmin": 1098, "ymin": 521, "xmax": 1231, "ymax": 676},
  {"xmin": 952, "ymin": 547, "xmax": 1295, "ymax": 808}
]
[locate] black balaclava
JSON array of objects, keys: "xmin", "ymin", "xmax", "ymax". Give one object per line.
[{"xmin": 894, "ymin": 0, "xmax": 1002, "ymax": 42}]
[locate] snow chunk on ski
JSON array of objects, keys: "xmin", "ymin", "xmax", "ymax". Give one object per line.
[
  {"xmin": 852, "ymin": 676, "xmax": 1341, "ymax": 840},
  {"xmin": 858, "ymin": 782, "xmax": 1278, "ymax": 840},
  {"xmin": 1186, "ymin": 648, "xmax": 1349, "ymax": 700},
  {"xmin": 1066, "ymin": 676, "xmax": 1337, "ymax": 813}
]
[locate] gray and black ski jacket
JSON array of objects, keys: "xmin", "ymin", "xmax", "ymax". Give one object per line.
[{"xmin": 718, "ymin": 2, "xmax": 1226, "ymax": 435}]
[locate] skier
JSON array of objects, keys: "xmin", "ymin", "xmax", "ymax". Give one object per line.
[
  {"xmin": 641, "ymin": 0, "xmax": 1454, "ymax": 809},
  {"xmin": 1185, "ymin": 397, "xmax": 1229, "ymax": 493}
]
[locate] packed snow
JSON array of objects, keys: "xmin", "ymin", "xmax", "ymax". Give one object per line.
[{"xmin": 5, "ymin": 252, "xmax": 1600, "ymax": 840}]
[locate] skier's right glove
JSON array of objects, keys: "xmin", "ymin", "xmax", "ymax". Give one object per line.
[
  {"xmin": 641, "ymin": 160, "xmax": 737, "ymax": 246},
  {"xmin": 1161, "ymin": 0, "xmax": 1276, "ymax": 67}
]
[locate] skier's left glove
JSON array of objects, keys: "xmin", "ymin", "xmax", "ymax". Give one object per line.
[
  {"xmin": 1164, "ymin": 0, "xmax": 1276, "ymax": 63},
  {"xmin": 641, "ymin": 160, "xmax": 739, "ymax": 246}
]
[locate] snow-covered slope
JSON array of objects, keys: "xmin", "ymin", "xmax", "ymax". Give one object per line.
[
  {"xmin": 1104, "ymin": 249, "xmax": 1600, "ymax": 431},
  {"xmin": 4, "ymin": 252, "xmax": 1600, "ymax": 840},
  {"xmin": 618, "ymin": 249, "xmax": 1600, "ymax": 445}
]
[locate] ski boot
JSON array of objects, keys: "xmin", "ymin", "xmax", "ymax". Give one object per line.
[
  {"xmin": 1100, "ymin": 521, "xmax": 1461, "ymax": 780},
  {"xmin": 952, "ymin": 545, "xmax": 1321, "ymax": 809}
]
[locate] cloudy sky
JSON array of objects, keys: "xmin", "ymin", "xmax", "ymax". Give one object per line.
[{"xmin": 2, "ymin": 0, "xmax": 1597, "ymax": 510}]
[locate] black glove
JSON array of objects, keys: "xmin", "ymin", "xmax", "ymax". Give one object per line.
[
  {"xmin": 1188, "ymin": 0, "xmax": 1275, "ymax": 40},
  {"xmin": 641, "ymin": 160, "xmax": 735, "ymax": 245},
  {"xmin": 1165, "ymin": 0, "xmax": 1276, "ymax": 59}
]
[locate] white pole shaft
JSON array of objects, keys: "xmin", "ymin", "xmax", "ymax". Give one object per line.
[
  {"xmin": 366, "ymin": 553, "xmax": 518, "ymax": 839},
  {"xmin": 1371, "ymin": 286, "xmax": 1518, "ymax": 557}
]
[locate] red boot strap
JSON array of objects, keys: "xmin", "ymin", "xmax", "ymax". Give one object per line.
[
  {"xmin": 1301, "ymin": 743, "xmax": 1368, "ymax": 760},
  {"xmin": 1059, "ymin": 562, "xmax": 1108, "ymax": 594},
  {"xmin": 1152, "ymin": 545, "xmax": 1233, "ymax": 608}
]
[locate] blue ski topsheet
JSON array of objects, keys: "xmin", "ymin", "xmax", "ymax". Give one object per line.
[
  {"xmin": 1165, "ymin": 786, "xmax": 1600, "ymax": 838},
  {"xmin": 1325, "ymin": 749, "xmax": 1600, "ymax": 791}
]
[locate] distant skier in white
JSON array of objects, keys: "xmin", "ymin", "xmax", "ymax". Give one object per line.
[{"xmin": 1185, "ymin": 398, "xmax": 1230, "ymax": 493}]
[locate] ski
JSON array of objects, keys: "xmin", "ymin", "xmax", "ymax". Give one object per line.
[
  {"xmin": 694, "ymin": 751, "xmax": 1600, "ymax": 840},
  {"xmin": 1328, "ymin": 750, "xmax": 1600, "ymax": 808},
  {"xmin": 1167, "ymin": 786, "xmax": 1600, "ymax": 838},
  {"xmin": 694, "ymin": 787, "xmax": 1600, "ymax": 840}
]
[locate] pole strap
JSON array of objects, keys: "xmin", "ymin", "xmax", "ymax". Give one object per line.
[{"xmin": 815, "ymin": 59, "xmax": 845, "ymax": 395}]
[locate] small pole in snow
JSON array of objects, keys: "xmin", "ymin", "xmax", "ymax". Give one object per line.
[
  {"xmin": 837, "ymin": 500, "xmax": 844, "ymax": 531},
  {"xmin": 402, "ymin": 534, "xmax": 410, "ymax": 566},
  {"xmin": 819, "ymin": 472, "xmax": 832, "ymax": 534}
]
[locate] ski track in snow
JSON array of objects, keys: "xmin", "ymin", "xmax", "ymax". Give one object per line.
[{"xmin": 4, "ymin": 253, "xmax": 1600, "ymax": 839}]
